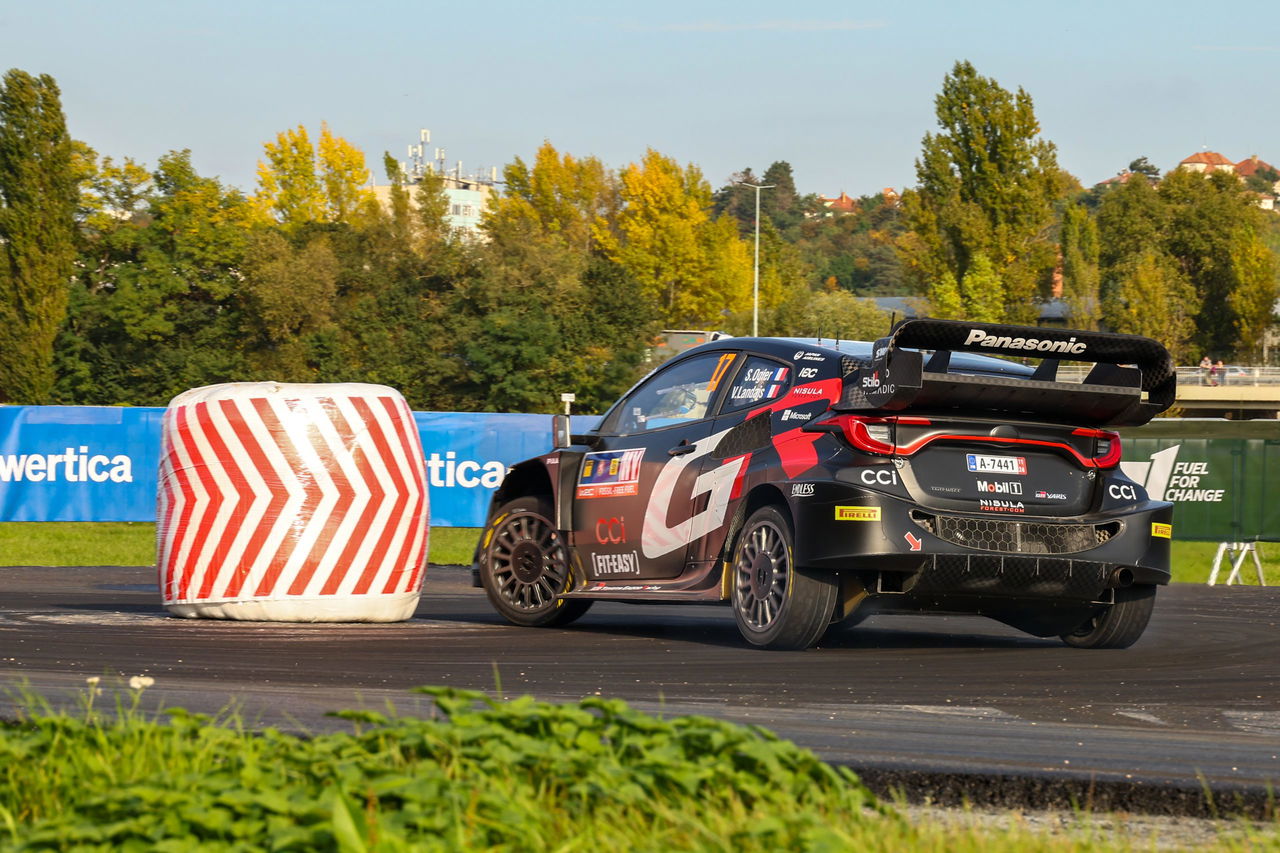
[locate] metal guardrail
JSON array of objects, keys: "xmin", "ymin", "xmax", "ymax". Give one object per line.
[{"xmin": 1055, "ymin": 365, "xmax": 1280, "ymax": 386}]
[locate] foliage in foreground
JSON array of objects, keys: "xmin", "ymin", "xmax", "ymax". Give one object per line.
[
  {"xmin": 0, "ymin": 687, "xmax": 896, "ymax": 851},
  {"xmin": 3, "ymin": 688, "xmax": 1276, "ymax": 853}
]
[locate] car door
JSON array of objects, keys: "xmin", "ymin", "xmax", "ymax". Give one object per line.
[
  {"xmin": 682, "ymin": 354, "xmax": 798, "ymax": 565},
  {"xmin": 572, "ymin": 351, "xmax": 737, "ymax": 581}
]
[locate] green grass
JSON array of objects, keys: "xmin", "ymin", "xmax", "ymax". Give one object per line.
[
  {"xmin": 2, "ymin": 523, "xmax": 1278, "ymax": 585},
  {"xmin": 3, "ymin": 684, "xmax": 1274, "ymax": 851},
  {"xmin": 0, "ymin": 523, "xmax": 481, "ymax": 568}
]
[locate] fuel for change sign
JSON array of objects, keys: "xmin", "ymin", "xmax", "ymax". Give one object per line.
[{"xmin": 1120, "ymin": 420, "xmax": 1280, "ymax": 542}]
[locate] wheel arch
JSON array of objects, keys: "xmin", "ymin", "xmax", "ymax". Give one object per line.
[
  {"xmin": 717, "ymin": 483, "xmax": 790, "ymax": 594},
  {"xmin": 489, "ymin": 460, "xmax": 555, "ymax": 520}
]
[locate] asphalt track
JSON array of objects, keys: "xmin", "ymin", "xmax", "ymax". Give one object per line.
[{"xmin": 1, "ymin": 564, "xmax": 1278, "ymax": 816}]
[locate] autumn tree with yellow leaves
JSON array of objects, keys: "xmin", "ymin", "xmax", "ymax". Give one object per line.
[
  {"xmin": 254, "ymin": 122, "xmax": 375, "ymax": 227},
  {"xmin": 596, "ymin": 148, "xmax": 752, "ymax": 328}
]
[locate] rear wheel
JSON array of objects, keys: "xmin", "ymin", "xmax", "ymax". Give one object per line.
[
  {"xmin": 1060, "ymin": 585, "xmax": 1156, "ymax": 649},
  {"xmin": 731, "ymin": 506, "xmax": 837, "ymax": 650},
  {"xmin": 480, "ymin": 497, "xmax": 592, "ymax": 628}
]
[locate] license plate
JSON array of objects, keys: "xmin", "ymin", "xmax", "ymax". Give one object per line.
[{"xmin": 966, "ymin": 453, "xmax": 1027, "ymax": 475}]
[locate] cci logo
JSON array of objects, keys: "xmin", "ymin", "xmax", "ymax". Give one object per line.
[
  {"xmin": 595, "ymin": 517, "xmax": 626, "ymax": 545},
  {"xmin": 1108, "ymin": 483, "xmax": 1138, "ymax": 501},
  {"xmin": 860, "ymin": 469, "xmax": 898, "ymax": 486}
]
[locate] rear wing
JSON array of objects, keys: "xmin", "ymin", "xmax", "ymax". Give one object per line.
[{"xmin": 839, "ymin": 319, "xmax": 1176, "ymax": 427}]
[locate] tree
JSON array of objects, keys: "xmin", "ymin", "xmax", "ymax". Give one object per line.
[
  {"xmin": 0, "ymin": 69, "xmax": 77, "ymax": 403},
  {"xmin": 1228, "ymin": 226, "xmax": 1279, "ymax": 360},
  {"xmin": 240, "ymin": 230, "xmax": 339, "ymax": 378},
  {"xmin": 927, "ymin": 270, "xmax": 963, "ymax": 319},
  {"xmin": 254, "ymin": 123, "xmax": 374, "ymax": 228},
  {"xmin": 959, "ymin": 252, "xmax": 1004, "ymax": 323},
  {"xmin": 1102, "ymin": 251, "xmax": 1198, "ymax": 360},
  {"xmin": 793, "ymin": 193, "xmax": 907, "ymax": 295},
  {"xmin": 55, "ymin": 151, "xmax": 256, "ymax": 405},
  {"xmin": 900, "ymin": 61, "xmax": 1069, "ymax": 322},
  {"xmin": 485, "ymin": 141, "xmax": 616, "ymax": 255},
  {"xmin": 713, "ymin": 161, "xmax": 805, "ymax": 238},
  {"xmin": 1127, "ymin": 157, "xmax": 1161, "ymax": 180},
  {"xmin": 1159, "ymin": 168, "xmax": 1276, "ymax": 356},
  {"xmin": 597, "ymin": 148, "xmax": 751, "ymax": 327},
  {"xmin": 780, "ymin": 288, "xmax": 890, "ymax": 341},
  {"xmin": 760, "ymin": 161, "xmax": 802, "ymax": 233},
  {"xmin": 1095, "ymin": 170, "xmax": 1165, "ymax": 272},
  {"xmin": 1060, "ymin": 203, "xmax": 1101, "ymax": 329},
  {"xmin": 317, "ymin": 123, "xmax": 373, "ymax": 223}
]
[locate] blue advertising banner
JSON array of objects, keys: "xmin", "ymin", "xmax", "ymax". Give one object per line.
[
  {"xmin": 0, "ymin": 406, "xmax": 166, "ymax": 522},
  {"xmin": 413, "ymin": 412, "xmax": 599, "ymax": 527},
  {"xmin": 0, "ymin": 406, "xmax": 599, "ymax": 527}
]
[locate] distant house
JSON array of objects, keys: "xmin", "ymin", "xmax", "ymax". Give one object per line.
[
  {"xmin": 1235, "ymin": 155, "xmax": 1280, "ymax": 194},
  {"xmin": 1178, "ymin": 151, "xmax": 1237, "ymax": 174},
  {"xmin": 1170, "ymin": 151, "xmax": 1280, "ymax": 211},
  {"xmin": 1095, "ymin": 171, "xmax": 1142, "ymax": 188},
  {"xmin": 818, "ymin": 191, "xmax": 859, "ymax": 215}
]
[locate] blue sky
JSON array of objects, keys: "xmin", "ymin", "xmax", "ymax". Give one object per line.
[{"xmin": 3, "ymin": 0, "xmax": 1278, "ymax": 197}]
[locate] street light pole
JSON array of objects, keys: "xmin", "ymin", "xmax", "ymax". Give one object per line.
[{"xmin": 738, "ymin": 182, "xmax": 774, "ymax": 337}]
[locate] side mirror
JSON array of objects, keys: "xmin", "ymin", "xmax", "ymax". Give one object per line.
[{"xmin": 552, "ymin": 414, "xmax": 571, "ymax": 449}]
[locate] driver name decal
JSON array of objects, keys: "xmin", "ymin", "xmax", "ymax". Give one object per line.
[{"xmin": 641, "ymin": 428, "xmax": 747, "ymax": 559}]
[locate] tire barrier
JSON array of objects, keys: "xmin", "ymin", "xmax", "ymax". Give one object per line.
[{"xmin": 156, "ymin": 383, "xmax": 429, "ymax": 621}]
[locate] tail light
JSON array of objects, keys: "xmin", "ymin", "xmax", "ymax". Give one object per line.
[
  {"xmin": 825, "ymin": 414, "xmax": 931, "ymax": 456},
  {"xmin": 818, "ymin": 415, "xmax": 1122, "ymax": 469},
  {"xmin": 1072, "ymin": 428, "xmax": 1122, "ymax": 469}
]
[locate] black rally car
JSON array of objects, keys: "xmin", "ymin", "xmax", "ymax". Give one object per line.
[{"xmin": 475, "ymin": 319, "xmax": 1176, "ymax": 650}]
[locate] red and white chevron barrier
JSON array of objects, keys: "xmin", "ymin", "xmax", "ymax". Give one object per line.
[{"xmin": 157, "ymin": 383, "xmax": 429, "ymax": 622}]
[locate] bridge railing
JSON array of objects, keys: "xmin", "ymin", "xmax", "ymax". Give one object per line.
[{"xmin": 1054, "ymin": 365, "xmax": 1280, "ymax": 386}]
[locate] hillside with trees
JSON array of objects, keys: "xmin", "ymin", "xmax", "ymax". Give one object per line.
[{"xmin": 1, "ymin": 62, "xmax": 1277, "ymax": 411}]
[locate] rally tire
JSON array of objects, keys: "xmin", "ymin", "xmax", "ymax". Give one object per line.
[
  {"xmin": 731, "ymin": 505, "xmax": 837, "ymax": 650},
  {"xmin": 1060, "ymin": 585, "xmax": 1156, "ymax": 649},
  {"xmin": 479, "ymin": 497, "xmax": 592, "ymax": 628}
]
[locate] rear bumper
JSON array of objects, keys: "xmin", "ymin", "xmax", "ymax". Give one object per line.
[{"xmin": 793, "ymin": 484, "xmax": 1173, "ymax": 591}]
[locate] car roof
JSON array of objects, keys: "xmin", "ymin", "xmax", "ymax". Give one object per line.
[{"xmin": 681, "ymin": 336, "xmax": 1034, "ymax": 378}]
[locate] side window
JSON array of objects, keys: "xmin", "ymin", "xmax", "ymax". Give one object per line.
[
  {"xmin": 609, "ymin": 352, "xmax": 736, "ymax": 434},
  {"xmin": 721, "ymin": 356, "xmax": 791, "ymax": 413}
]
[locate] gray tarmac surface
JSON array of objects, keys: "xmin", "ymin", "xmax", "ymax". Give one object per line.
[{"xmin": 1, "ymin": 564, "xmax": 1278, "ymax": 815}]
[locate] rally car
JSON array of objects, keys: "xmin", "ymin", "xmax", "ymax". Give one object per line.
[{"xmin": 474, "ymin": 319, "xmax": 1176, "ymax": 650}]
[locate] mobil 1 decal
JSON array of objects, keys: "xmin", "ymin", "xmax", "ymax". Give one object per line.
[{"xmin": 577, "ymin": 448, "xmax": 644, "ymax": 499}]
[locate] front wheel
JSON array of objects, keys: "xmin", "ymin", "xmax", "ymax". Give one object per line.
[
  {"xmin": 1060, "ymin": 585, "xmax": 1156, "ymax": 649},
  {"xmin": 479, "ymin": 497, "xmax": 592, "ymax": 628},
  {"xmin": 731, "ymin": 506, "xmax": 837, "ymax": 650}
]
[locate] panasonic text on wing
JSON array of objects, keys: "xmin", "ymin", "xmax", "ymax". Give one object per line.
[{"xmin": 963, "ymin": 329, "xmax": 1087, "ymax": 355}]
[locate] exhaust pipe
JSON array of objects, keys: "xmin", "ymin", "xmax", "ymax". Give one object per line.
[{"xmin": 1108, "ymin": 567, "xmax": 1135, "ymax": 589}]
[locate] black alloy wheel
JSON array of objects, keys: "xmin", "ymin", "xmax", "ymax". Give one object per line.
[
  {"xmin": 480, "ymin": 497, "xmax": 591, "ymax": 627},
  {"xmin": 731, "ymin": 505, "xmax": 837, "ymax": 650}
]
